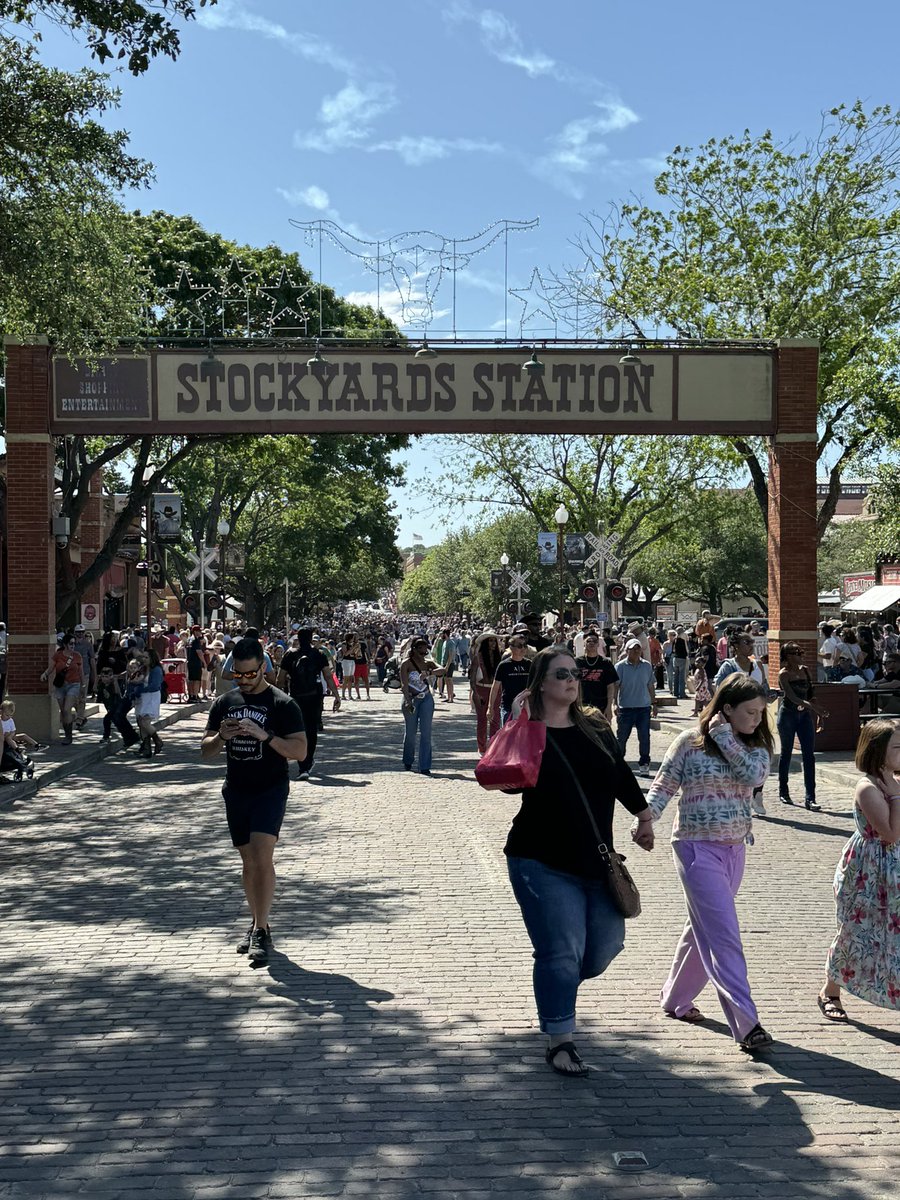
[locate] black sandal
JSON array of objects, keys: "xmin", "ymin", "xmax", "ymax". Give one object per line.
[
  {"xmin": 545, "ymin": 1041, "xmax": 589, "ymax": 1077},
  {"xmin": 739, "ymin": 1024, "xmax": 774, "ymax": 1053},
  {"xmin": 817, "ymin": 993, "xmax": 848, "ymax": 1022}
]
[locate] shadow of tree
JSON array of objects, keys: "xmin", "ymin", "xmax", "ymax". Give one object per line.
[{"xmin": 2, "ymin": 696, "xmax": 899, "ymax": 1199}]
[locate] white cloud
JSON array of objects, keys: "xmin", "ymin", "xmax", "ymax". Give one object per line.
[
  {"xmin": 295, "ymin": 81, "xmax": 397, "ymax": 152},
  {"xmin": 343, "ymin": 289, "xmax": 451, "ymax": 328},
  {"xmin": 197, "ymin": 0, "xmax": 356, "ymax": 75},
  {"xmin": 368, "ymin": 135, "xmax": 502, "ymax": 166},
  {"xmin": 276, "ymin": 184, "xmax": 331, "ymax": 210}
]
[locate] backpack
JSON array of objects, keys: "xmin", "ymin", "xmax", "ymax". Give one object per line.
[{"xmin": 288, "ymin": 651, "xmax": 321, "ymax": 698}]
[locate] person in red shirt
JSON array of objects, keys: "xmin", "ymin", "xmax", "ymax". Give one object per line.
[{"xmin": 40, "ymin": 633, "xmax": 83, "ymax": 744}]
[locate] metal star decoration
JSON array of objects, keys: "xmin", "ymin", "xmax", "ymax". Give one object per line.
[
  {"xmin": 258, "ymin": 266, "xmax": 311, "ymax": 327},
  {"xmin": 166, "ymin": 266, "xmax": 214, "ymax": 317},
  {"xmin": 509, "ymin": 268, "xmax": 559, "ymax": 333}
]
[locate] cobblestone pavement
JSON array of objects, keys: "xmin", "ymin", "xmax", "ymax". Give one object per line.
[{"xmin": 2, "ymin": 692, "xmax": 899, "ymax": 1199}]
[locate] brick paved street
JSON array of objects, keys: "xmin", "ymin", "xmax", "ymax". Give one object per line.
[{"xmin": 2, "ymin": 694, "xmax": 899, "ymax": 1199}]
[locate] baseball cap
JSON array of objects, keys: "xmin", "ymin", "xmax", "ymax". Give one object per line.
[
  {"xmin": 74, "ymin": 624, "xmax": 85, "ymax": 632},
  {"xmin": 625, "ymin": 638, "xmax": 642, "ymax": 650}
]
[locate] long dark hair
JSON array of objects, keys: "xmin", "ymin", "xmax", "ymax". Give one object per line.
[
  {"xmin": 525, "ymin": 647, "xmax": 615, "ymax": 758},
  {"xmin": 476, "ymin": 634, "xmax": 502, "ymax": 681},
  {"xmin": 693, "ymin": 674, "xmax": 774, "ymax": 760}
]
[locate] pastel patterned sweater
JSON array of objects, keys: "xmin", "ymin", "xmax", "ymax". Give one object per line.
[{"xmin": 646, "ymin": 724, "xmax": 770, "ymax": 843}]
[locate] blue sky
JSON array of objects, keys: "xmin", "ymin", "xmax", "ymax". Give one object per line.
[{"xmin": 34, "ymin": 0, "xmax": 900, "ymax": 542}]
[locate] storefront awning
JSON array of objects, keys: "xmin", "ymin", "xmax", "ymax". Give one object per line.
[{"xmin": 842, "ymin": 585, "xmax": 900, "ymax": 612}]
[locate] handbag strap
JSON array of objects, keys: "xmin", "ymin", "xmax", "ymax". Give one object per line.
[{"xmin": 546, "ymin": 729, "xmax": 615, "ymax": 866}]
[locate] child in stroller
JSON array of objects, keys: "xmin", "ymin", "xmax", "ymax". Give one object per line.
[{"xmin": 0, "ymin": 700, "xmax": 36, "ymax": 782}]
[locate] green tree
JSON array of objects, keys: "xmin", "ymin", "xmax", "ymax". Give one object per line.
[
  {"xmin": 4, "ymin": 0, "xmax": 217, "ymax": 74},
  {"xmin": 559, "ymin": 102, "xmax": 900, "ymax": 537},
  {"xmin": 630, "ymin": 489, "xmax": 768, "ymax": 615},
  {"xmin": 128, "ymin": 209, "xmax": 391, "ymax": 338},
  {"xmin": 0, "ymin": 34, "xmax": 151, "ymax": 362},
  {"xmin": 429, "ymin": 432, "xmax": 740, "ymax": 578},
  {"xmin": 164, "ymin": 434, "xmax": 404, "ymax": 624},
  {"xmin": 398, "ymin": 511, "xmax": 560, "ymax": 619}
]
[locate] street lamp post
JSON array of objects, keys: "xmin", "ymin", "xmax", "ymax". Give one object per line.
[
  {"xmin": 555, "ymin": 502, "xmax": 569, "ymax": 630},
  {"xmin": 499, "ymin": 551, "xmax": 510, "ymax": 619},
  {"xmin": 217, "ymin": 519, "xmax": 230, "ymax": 627}
]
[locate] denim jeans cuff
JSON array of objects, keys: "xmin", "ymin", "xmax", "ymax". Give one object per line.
[{"xmin": 541, "ymin": 1013, "xmax": 577, "ymax": 1035}]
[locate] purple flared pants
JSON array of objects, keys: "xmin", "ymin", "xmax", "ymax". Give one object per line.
[{"xmin": 660, "ymin": 840, "xmax": 759, "ymax": 1041}]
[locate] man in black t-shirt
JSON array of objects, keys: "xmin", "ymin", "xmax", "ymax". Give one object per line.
[
  {"xmin": 277, "ymin": 627, "xmax": 341, "ymax": 779},
  {"xmin": 522, "ymin": 612, "xmax": 551, "ymax": 653},
  {"xmin": 203, "ymin": 638, "xmax": 307, "ymax": 965},
  {"xmin": 489, "ymin": 634, "xmax": 532, "ymax": 725},
  {"xmin": 576, "ymin": 632, "xmax": 619, "ymax": 721}
]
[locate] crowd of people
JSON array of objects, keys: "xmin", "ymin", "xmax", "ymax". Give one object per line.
[{"xmin": 2, "ymin": 598, "xmax": 898, "ymax": 1066}]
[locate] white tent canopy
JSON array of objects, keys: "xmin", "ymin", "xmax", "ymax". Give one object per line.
[{"xmin": 841, "ymin": 585, "xmax": 900, "ymax": 613}]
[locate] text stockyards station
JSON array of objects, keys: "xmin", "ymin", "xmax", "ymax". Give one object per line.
[{"xmin": 51, "ymin": 348, "xmax": 776, "ymax": 435}]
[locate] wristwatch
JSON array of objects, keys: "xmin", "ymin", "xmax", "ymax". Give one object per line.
[{"xmin": 263, "ymin": 732, "xmax": 275, "ymax": 746}]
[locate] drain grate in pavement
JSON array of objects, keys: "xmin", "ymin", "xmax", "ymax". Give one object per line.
[{"xmin": 613, "ymin": 1150, "xmax": 650, "ymax": 1171}]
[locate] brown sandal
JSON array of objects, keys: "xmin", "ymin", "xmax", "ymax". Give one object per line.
[
  {"xmin": 664, "ymin": 1007, "xmax": 706, "ymax": 1024},
  {"xmin": 817, "ymin": 993, "xmax": 849, "ymax": 1022}
]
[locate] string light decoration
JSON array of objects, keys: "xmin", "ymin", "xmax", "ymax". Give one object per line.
[
  {"xmin": 508, "ymin": 267, "xmax": 561, "ymax": 337},
  {"xmin": 289, "ymin": 217, "xmax": 539, "ymax": 333},
  {"xmin": 258, "ymin": 265, "xmax": 312, "ymax": 331},
  {"xmin": 164, "ymin": 266, "xmax": 215, "ymax": 331}
]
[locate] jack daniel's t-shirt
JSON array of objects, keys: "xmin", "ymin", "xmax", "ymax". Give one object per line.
[{"xmin": 207, "ymin": 685, "xmax": 304, "ymax": 791}]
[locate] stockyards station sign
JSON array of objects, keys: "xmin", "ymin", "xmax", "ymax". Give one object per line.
[{"xmin": 51, "ymin": 346, "xmax": 776, "ymax": 436}]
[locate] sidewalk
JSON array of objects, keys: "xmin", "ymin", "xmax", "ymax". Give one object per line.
[
  {"xmin": 1, "ymin": 692, "xmax": 897, "ymax": 1199},
  {"xmin": 0, "ymin": 698, "xmax": 209, "ymax": 807}
]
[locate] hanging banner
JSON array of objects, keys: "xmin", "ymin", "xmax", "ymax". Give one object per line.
[
  {"xmin": 152, "ymin": 494, "xmax": 183, "ymax": 541},
  {"xmin": 51, "ymin": 347, "xmax": 776, "ymax": 435}
]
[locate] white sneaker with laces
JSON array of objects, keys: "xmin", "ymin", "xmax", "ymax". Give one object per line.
[{"xmin": 751, "ymin": 794, "xmax": 766, "ymax": 817}]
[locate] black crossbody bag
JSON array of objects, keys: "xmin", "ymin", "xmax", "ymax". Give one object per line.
[{"xmin": 549, "ymin": 731, "xmax": 642, "ymax": 919}]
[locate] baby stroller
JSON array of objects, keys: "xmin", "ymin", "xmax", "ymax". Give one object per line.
[
  {"xmin": 0, "ymin": 743, "xmax": 34, "ymax": 784},
  {"xmin": 382, "ymin": 655, "xmax": 403, "ymax": 692}
]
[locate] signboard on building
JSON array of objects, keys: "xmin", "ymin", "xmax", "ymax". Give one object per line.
[
  {"xmin": 881, "ymin": 564, "xmax": 900, "ymax": 586},
  {"xmin": 842, "ymin": 571, "xmax": 876, "ymax": 600},
  {"xmin": 51, "ymin": 348, "xmax": 776, "ymax": 436},
  {"xmin": 656, "ymin": 603, "xmax": 676, "ymax": 625},
  {"xmin": 80, "ymin": 602, "xmax": 100, "ymax": 632}
]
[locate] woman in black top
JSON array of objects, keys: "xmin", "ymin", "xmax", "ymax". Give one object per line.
[
  {"xmin": 505, "ymin": 647, "xmax": 654, "ymax": 1076},
  {"xmin": 777, "ymin": 642, "xmax": 828, "ymax": 810}
]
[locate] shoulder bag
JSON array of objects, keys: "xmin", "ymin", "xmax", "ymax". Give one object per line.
[{"xmin": 549, "ymin": 730, "xmax": 642, "ymax": 918}]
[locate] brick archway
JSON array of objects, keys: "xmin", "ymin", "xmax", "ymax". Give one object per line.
[{"xmin": 3, "ymin": 337, "xmax": 819, "ymax": 740}]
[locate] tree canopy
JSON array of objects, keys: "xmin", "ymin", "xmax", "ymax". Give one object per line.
[
  {"xmin": 2, "ymin": 0, "xmax": 217, "ymax": 73},
  {"xmin": 558, "ymin": 102, "xmax": 900, "ymax": 539}
]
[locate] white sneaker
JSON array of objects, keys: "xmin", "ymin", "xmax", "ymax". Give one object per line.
[
  {"xmin": 751, "ymin": 795, "xmax": 766, "ymax": 817},
  {"xmin": 636, "ymin": 764, "xmax": 651, "ymax": 778}
]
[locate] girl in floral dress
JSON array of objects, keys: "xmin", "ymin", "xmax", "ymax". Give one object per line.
[
  {"xmin": 819, "ymin": 719, "xmax": 900, "ymax": 1021},
  {"xmin": 690, "ymin": 656, "xmax": 711, "ymax": 717}
]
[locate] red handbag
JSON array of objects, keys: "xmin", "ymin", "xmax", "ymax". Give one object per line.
[{"xmin": 474, "ymin": 709, "xmax": 547, "ymax": 791}]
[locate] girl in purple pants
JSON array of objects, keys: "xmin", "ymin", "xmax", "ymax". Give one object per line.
[{"xmin": 637, "ymin": 674, "xmax": 775, "ymax": 1053}]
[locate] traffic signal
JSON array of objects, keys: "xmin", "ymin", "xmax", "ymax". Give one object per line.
[
  {"xmin": 578, "ymin": 581, "xmax": 599, "ymax": 603},
  {"xmin": 507, "ymin": 601, "xmax": 519, "ymax": 616},
  {"xmin": 206, "ymin": 594, "xmax": 225, "ymax": 612},
  {"xmin": 606, "ymin": 580, "xmax": 627, "ymax": 603},
  {"xmin": 182, "ymin": 592, "xmax": 198, "ymax": 613}
]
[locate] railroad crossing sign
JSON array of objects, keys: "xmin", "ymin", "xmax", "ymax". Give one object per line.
[
  {"xmin": 508, "ymin": 568, "xmax": 530, "ymax": 593},
  {"xmin": 185, "ymin": 546, "xmax": 218, "ymax": 585},
  {"xmin": 585, "ymin": 532, "xmax": 622, "ymax": 573}
]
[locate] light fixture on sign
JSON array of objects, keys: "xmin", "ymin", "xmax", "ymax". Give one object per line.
[
  {"xmin": 619, "ymin": 347, "xmax": 642, "ymax": 365},
  {"xmin": 522, "ymin": 347, "xmax": 545, "ymax": 376},
  {"xmin": 414, "ymin": 341, "xmax": 437, "ymax": 358},
  {"xmin": 306, "ymin": 341, "xmax": 328, "ymax": 368}
]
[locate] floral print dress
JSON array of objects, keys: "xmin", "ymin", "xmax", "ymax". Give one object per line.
[{"xmin": 826, "ymin": 786, "xmax": 900, "ymax": 1008}]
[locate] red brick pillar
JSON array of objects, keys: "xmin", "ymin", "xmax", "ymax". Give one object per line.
[
  {"xmin": 767, "ymin": 339, "xmax": 819, "ymax": 674},
  {"xmin": 4, "ymin": 339, "xmax": 58, "ymax": 740}
]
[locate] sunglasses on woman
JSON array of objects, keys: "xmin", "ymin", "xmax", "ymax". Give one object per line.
[{"xmin": 552, "ymin": 668, "xmax": 581, "ymax": 680}]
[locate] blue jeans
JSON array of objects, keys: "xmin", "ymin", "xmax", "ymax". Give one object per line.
[
  {"xmin": 617, "ymin": 706, "xmax": 651, "ymax": 766},
  {"xmin": 777, "ymin": 705, "xmax": 816, "ymax": 801},
  {"xmin": 671, "ymin": 657, "xmax": 687, "ymax": 699},
  {"xmin": 507, "ymin": 857, "xmax": 625, "ymax": 1034},
  {"xmin": 402, "ymin": 690, "xmax": 434, "ymax": 771}
]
